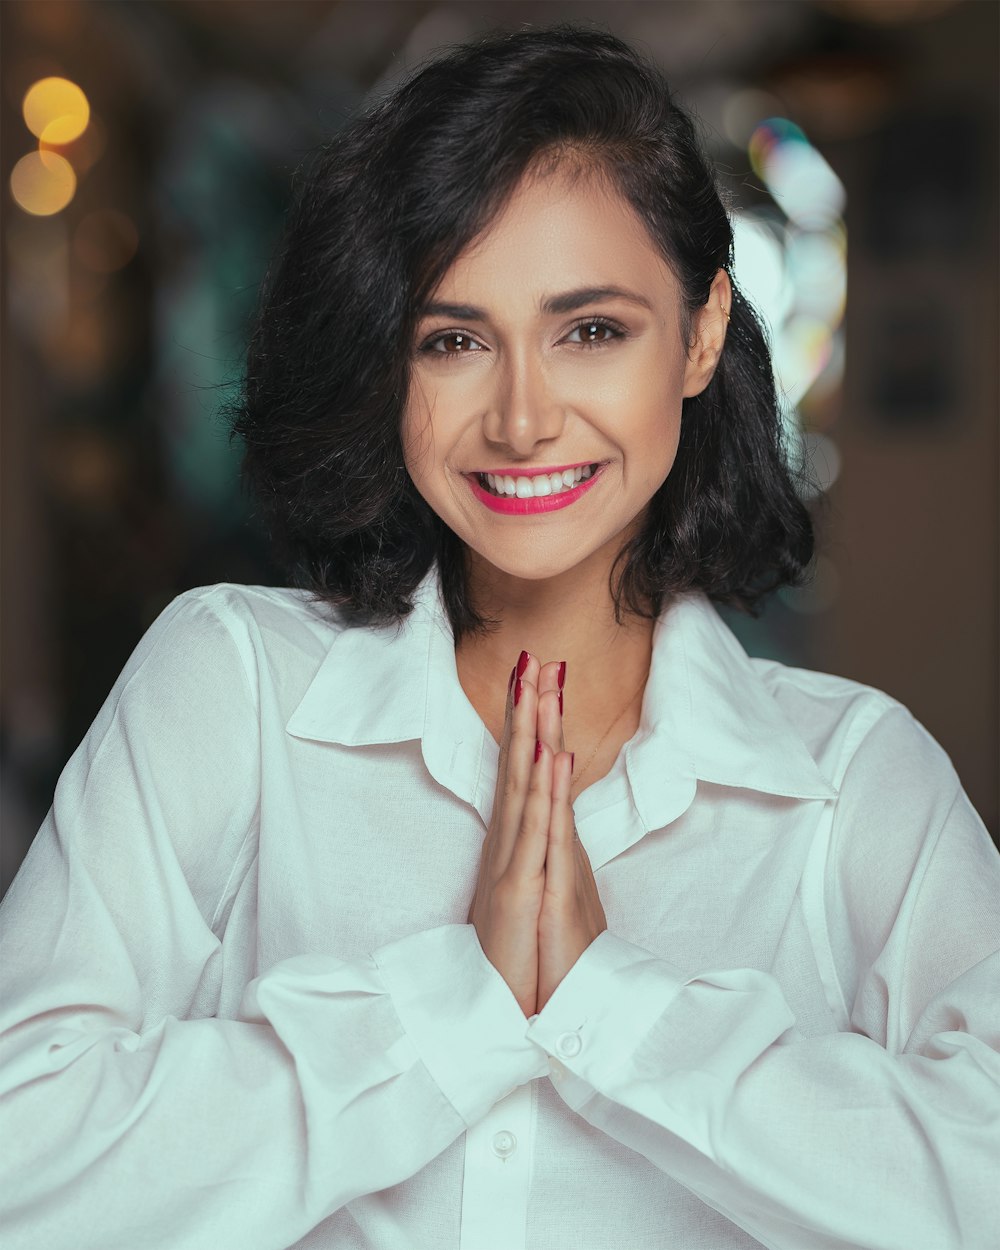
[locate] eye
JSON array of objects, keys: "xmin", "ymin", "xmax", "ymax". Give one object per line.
[
  {"xmin": 565, "ymin": 317, "xmax": 626, "ymax": 347},
  {"xmin": 420, "ymin": 331, "xmax": 484, "ymax": 356}
]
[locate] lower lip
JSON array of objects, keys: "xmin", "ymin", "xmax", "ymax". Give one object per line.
[{"xmin": 467, "ymin": 466, "xmax": 606, "ymax": 515}]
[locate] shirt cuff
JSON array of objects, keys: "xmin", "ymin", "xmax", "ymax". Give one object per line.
[
  {"xmin": 373, "ymin": 924, "xmax": 548, "ymax": 1126},
  {"xmin": 526, "ymin": 931, "xmax": 688, "ymax": 1111}
]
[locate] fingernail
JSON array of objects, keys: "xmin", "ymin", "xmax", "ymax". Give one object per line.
[
  {"xmin": 557, "ymin": 661, "xmax": 566, "ymax": 689},
  {"xmin": 508, "ymin": 665, "xmax": 516, "ymax": 694},
  {"xmin": 570, "ymin": 752, "xmax": 575, "ymax": 772},
  {"xmin": 516, "ymin": 650, "xmax": 530, "ymax": 678},
  {"xmin": 535, "ymin": 739, "xmax": 543, "ymax": 762},
  {"xmin": 514, "ymin": 678, "xmax": 524, "ymax": 707},
  {"xmin": 558, "ymin": 689, "xmax": 563, "ymax": 716}
]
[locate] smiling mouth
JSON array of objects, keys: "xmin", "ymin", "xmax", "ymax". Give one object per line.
[{"xmin": 475, "ymin": 463, "xmax": 601, "ymax": 499}]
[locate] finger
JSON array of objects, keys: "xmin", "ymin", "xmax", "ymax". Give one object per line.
[
  {"xmin": 536, "ymin": 660, "xmax": 565, "ymax": 756},
  {"xmin": 574, "ymin": 838, "xmax": 607, "ymax": 932},
  {"xmin": 496, "ymin": 649, "xmax": 530, "ymax": 774},
  {"xmin": 478, "ymin": 651, "xmax": 527, "ymax": 911},
  {"xmin": 495, "ymin": 647, "xmax": 535, "ymax": 805},
  {"xmin": 508, "ymin": 737, "xmax": 553, "ymax": 881},
  {"xmin": 495, "ymin": 655, "xmax": 541, "ymax": 865},
  {"xmin": 543, "ymin": 749, "xmax": 577, "ymax": 902}
]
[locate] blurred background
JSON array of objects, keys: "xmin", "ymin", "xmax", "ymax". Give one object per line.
[{"xmin": 2, "ymin": 0, "xmax": 997, "ymax": 894}]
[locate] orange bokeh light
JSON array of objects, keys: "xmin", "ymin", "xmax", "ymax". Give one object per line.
[
  {"xmin": 10, "ymin": 150, "xmax": 77, "ymax": 216},
  {"xmin": 23, "ymin": 76, "xmax": 90, "ymax": 144}
]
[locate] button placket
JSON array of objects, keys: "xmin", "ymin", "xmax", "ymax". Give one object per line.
[
  {"xmin": 459, "ymin": 1083, "xmax": 534, "ymax": 1250},
  {"xmin": 491, "ymin": 1129, "xmax": 517, "ymax": 1160}
]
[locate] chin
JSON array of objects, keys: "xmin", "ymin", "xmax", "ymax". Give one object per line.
[
  {"xmin": 497, "ymin": 562, "xmax": 577, "ymax": 583},
  {"xmin": 462, "ymin": 538, "xmax": 608, "ymax": 587}
]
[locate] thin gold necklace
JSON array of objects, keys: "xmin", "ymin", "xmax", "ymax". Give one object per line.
[{"xmin": 570, "ymin": 670, "xmax": 648, "ymax": 790}]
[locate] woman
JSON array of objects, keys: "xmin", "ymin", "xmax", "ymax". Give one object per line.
[{"xmin": 1, "ymin": 25, "xmax": 996, "ymax": 1250}]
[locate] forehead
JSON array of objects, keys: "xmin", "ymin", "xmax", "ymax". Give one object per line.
[{"xmin": 430, "ymin": 167, "xmax": 679, "ymax": 311}]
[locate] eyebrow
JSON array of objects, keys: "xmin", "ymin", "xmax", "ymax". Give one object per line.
[
  {"xmin": 419, "ymin": 285, "xmax": 654, "ymax": 321},
  {"xmin": 543, "ymin": 285, "xmax": 654, "ymax": 315}
]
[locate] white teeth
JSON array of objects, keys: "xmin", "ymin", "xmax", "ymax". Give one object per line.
[{"xmin": 479, "ymin": 465, "xmax": 598, "ymax": 498}]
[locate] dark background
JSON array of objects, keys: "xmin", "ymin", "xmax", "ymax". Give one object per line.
[{"xmin": 2, "ymin": 0, "xmax": 997, "ymax": 896}]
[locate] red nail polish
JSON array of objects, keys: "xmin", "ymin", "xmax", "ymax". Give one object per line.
[
  {"xmin": 535, "ymin": 739, "xmax": 543, "ymax": 762},
  {"xmin": 558, "ymin": 689, "xmax": 563, "ymax": 716},
  {"xmin": 570, "ymin": 752, "xmax": 575, "ymax": 771},
  {"xmin": 557, "ymin": 661, "xmax": 566, "ymax": 689},
  {"xmin": 508, "ymin": 665, "xmax": 516, "ymax": 694},
  {"xmin": 514, "ymin": 678, "xmax": 524, "ymax": 707},
  {"xmin": 516, "ymin": 650, "xmax": 530, "ymax": 678}
]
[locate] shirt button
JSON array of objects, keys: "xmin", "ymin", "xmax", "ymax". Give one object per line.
[
  {"xmin": 491, "ymin": 1130, "xmax": 517, "ymax": 1159},
  {"xmin": 556, "ymin": 1030, "xmax": 582, "ymax": 1058},
  {"xmin": 549, "ymin": 1058, "xmax": 566, "ymax": 1082}
]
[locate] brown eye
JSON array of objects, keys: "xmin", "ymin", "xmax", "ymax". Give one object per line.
[
  {"xmin": 566, "ymin": 318, "xmax": 624, "ymax": 346},
  {"xmin": 429, "ymin": 332, "xmax": 481, "ymax": 353}
]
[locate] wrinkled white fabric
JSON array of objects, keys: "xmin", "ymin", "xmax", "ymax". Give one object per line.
[{"xmin": 0, "ymin": 566, "xmax": 997, "ymax": 1250}]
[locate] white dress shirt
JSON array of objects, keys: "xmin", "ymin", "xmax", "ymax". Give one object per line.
[{"xmin": 1, "ymin": 565, "xmax": 997, "ymax": 1250}]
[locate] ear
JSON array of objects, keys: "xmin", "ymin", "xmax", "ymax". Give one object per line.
[{"xmin": 682, "ymin": 269, "xmax": 732, "ymax": 399}]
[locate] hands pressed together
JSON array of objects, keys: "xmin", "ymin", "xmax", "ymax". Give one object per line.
[{"xmin": 467, "ymin": 651, "xmax": 608, "ymax": 1017}]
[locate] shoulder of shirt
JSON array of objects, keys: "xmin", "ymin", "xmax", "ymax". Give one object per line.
[
  {"xmin": 745, "ymin": 660, "xmax": 995, "ymax": 943},
  {"xmin": 160, "ymin": 581, "xmax": 348, "ymax": 644},
  {"xmin": 145, "ymin": 582, "xmax": 352, "ymax": 707},
  {"xmin": 749, "ymin": 654, "xmax": 899, "ymax": 719},
  {"xmin": 745, "ymin": 654, "xmax": 954, "ymax": 792}
]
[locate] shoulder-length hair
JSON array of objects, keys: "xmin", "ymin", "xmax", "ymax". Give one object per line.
[{"xmin": 230, "ymin": 24, "xmax": 813, "ymax": 641}]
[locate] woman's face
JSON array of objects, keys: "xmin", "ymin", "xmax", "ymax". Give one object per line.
[{"xmin": 402, "ymin": 166, "xmax": 727, "ymax": 586}]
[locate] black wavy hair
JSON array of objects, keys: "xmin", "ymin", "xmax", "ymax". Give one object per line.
[{"xmin": 229, "ymin": 24, "xmax": 813, "ymax": 641}]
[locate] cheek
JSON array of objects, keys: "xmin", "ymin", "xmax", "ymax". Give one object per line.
[
  {"xmin": 629, "ymin": 400, "xmax": 683, "ymax": 495},
  {"xmin": 634, "ymin": 380, "xmax": 684, "ymax": 446}
]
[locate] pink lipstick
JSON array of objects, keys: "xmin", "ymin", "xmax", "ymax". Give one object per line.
[{"xmin": 467, "ymin": 463, "xmax": 606, "ymax": 515}]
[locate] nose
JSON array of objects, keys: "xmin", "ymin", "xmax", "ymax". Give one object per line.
[{"xmin": 483, "ymin": 349, "xmax": 565, "ymax": 457}]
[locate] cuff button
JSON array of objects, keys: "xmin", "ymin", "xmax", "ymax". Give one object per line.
[{"xmin": 556, "ymin": 1030, "xmax": 582, "ymax": 1058}]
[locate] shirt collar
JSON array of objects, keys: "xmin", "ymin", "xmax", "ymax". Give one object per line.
[
  {"xmin": 630, "ymin": 593, "xmax": 837, "ymax": 813},
  {"xmin": 287, "ymin": 564, "xmax": 836, "ymax": 844},
  {"xmin": 286, "ymin": 568, "xmax": 492, "ymax": 815}
]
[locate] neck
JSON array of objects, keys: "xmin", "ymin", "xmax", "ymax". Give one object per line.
[{"xmin": 453, "ymin": 545, "xmax": 656, "ymax": 743}]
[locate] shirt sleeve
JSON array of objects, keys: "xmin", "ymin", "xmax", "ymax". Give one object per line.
[
  {"xmin": 526, "ymin": 705, "xmax": 1000, "ymax": 1250},
  {"xmin": 0, "ymin": 591, "xmax": 546, "ymax": 1250}
]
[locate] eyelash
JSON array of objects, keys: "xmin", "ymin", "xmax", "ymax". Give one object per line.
[
  {"xmin": 565, "ymin": 316, "xmax": 629, "ymax": 347},
  {"xmin": 418, "ymin": 315, "xmax": 628, "ymax": 359}
]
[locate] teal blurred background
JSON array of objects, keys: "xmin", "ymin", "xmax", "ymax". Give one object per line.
[{"xmin": 2, "ymin": 0, "xmax": 997, "ymax": 894}]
